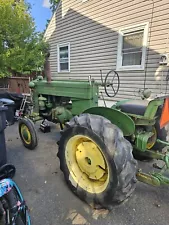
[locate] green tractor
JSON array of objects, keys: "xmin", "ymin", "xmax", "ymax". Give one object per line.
[{"xmin": 18, "ymin": 70, "xmax": 169, "ymax": 209}]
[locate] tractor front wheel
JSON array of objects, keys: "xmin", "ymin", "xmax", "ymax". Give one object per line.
[
  {"xmin": 18, "ymin": 118, "xmax": 38, "ymax": 150},
  {"xmin": 57, "ymin": 114, "xmax": 138, "ymax": 209},
  {"xmin": 133, "ymin": 119, "xmax": 167, "ymax": 161}
]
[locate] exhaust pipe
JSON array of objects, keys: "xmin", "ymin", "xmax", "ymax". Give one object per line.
[{"xmin": 44, "ymin": 52, "xmax": 51, "ymax": 83}]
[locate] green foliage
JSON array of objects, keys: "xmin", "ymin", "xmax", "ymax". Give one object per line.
[
  {"xmin": 45, "ymin": 0, "xmax": 59, "ymax": 29},
  {"xmin": 49, "ymin": 0, "xmax": 60, "ymax": 13},
  {"xmin": 0, "ymin": 0, "xmax": 49, "ymax": 77}
]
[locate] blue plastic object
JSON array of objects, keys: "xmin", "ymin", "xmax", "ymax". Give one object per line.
[
  {"xmin": 0, "ymin": 98, "xmax": 14, "ymax": 105},
  {"xmin": 0, "ymin": 178, "xmax": 31, "ymax": 224}
]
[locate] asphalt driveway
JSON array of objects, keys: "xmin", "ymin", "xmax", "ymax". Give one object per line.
[{"xmin": 4, "ymin": 122, "xmax": 169, "ymax": 225}]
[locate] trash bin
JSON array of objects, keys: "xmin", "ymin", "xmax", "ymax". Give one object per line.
[
  {"xmin": 0, "ymin": 92, "xmax": 23, "ymax": 110},
  {"xmin": 0, "ymin": 98, "xmax": 15, "ymax": 125},
  {"xmin": 0, "ymin": 105, "xmax": 7, "ymax": 167}
]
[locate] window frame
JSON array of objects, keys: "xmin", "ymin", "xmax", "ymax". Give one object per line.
[
  {"xmin": 57, "ymin": 43, "xmax": 70, "ymax": 73},
  {"xmin": 116, "ymin": 22, "xmax": 149, "ymax": 71}
]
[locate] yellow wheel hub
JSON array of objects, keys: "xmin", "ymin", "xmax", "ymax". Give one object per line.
[
  {"xmin": 147, "ymin": 127, "xmax": 157, "ymax": 149},
  {"xmin": 65, "ymin": 135, "xmax": 109, "ymax": 194},
  {"xmin": 21, "ymin": 124, "xmax": 31, "ymax": 145},
  {"xmin": 76, "ymin": 141, "xmax": 106, "ymax": 180}
]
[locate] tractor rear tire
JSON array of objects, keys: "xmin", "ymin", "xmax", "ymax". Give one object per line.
[
  {"xmin": 18, "ymin": 118, "xmax": 38, "ymax": 150},
  {"xmin": 57, "ymin": 114, "xmax": 138, "ymax": 209}
]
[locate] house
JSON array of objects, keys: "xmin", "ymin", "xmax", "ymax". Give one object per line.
[{"xmin": 44, "ymin": 0, "xmax": 169, "ymax": 107}]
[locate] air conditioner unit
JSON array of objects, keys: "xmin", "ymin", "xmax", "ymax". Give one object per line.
[{"xmin": 159, "ymin": 54, "xmax": 169, "ymax": 66}]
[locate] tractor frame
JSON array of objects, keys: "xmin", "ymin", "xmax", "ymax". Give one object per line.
[{"xmin": 19, "ymin": 73, "xmax": 169, "ymax": 198}]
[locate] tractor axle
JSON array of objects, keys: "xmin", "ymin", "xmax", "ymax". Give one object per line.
[{"xmin": 137, "ymin": 172, "xmax": 169, "ymax": 186}]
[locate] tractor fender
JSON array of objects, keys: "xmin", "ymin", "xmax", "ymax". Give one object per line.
[{"xmin": 83, "ymin": 107, "xmax": 135, "ymax": 136}]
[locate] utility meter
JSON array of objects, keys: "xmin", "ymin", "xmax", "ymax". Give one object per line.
[{"xmin": 159, "ymin": 54, "xmax": 169, "ymax": 66}]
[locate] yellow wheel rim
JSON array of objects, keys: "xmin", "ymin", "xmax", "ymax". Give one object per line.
[
  {"xmin": 65, "ymin": 135, "xmax": 109, "ymax": 194},
  {"xmin": 21, "ymin": 124, "xmax": 31, "ymax": 145},
  {"xmin": 147, "ymin": 127, "xmax": 157, "ymax": 149}
]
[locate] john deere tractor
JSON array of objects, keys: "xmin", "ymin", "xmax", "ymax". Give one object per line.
[{"xmin": 18, "ymin": 70, "xmax": 169, "ymax": 209}]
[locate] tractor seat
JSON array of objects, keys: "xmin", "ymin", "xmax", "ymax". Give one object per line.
[{"xmin": 118, "ymin": 100, "xmax": 149, "ymax": 116}]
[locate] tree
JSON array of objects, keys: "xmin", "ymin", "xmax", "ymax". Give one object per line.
[
  {"xmin": 0, "ymin": 0, "xmax": 49, "ymax": 77},
  {"xmin": 44, "ymin": 0, "xmax": 59, "ymax": 29},
  {"xmin": 49, "ymin": 0, "xmax": 60, "ymax": 13}
]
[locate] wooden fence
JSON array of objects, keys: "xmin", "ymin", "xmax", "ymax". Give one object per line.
[
  {"xmin": 0, "ymin": 78, "xmax": 9, "ymax": 92},
  {"xmin": 0, "ymin": 77, "xmax": 31, "ymax": 94}
]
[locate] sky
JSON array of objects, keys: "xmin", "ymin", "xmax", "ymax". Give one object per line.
[{"xmin": 27, "ymin": 0, "xmax": 52, "ymax": 32}]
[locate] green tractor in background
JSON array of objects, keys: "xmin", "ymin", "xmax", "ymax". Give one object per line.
[{"xmin": 18, "ymin": 70, "xmax": 169, "ymax": 209}]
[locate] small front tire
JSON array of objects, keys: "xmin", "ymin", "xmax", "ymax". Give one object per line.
[{"xmin": 18, "ymin": 118, "xmax": 38, "ymax": 150}]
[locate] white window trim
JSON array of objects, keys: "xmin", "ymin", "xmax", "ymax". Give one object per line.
[
  {"xmin": 57, "ymin": 43, "xmax": 70, "ymax": 73},
  {"xmin": 116, "ymin": 22, "xmax": 149, "ymax": 71}
]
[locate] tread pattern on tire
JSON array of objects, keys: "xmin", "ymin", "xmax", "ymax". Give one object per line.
[
  {"xmin": 18, "ymin": 118, "xmax": 38, "ymax": 150},
  {"xmin": 58, "ymin": 113, "xmax": 138, "ymax": 208}
]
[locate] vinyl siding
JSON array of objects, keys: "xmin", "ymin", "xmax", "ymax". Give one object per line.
[{"xmin": 44, "ymin": 0, "xmax": 169, "ymax": 105}]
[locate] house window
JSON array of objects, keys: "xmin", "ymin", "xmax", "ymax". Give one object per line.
[
  {"xmin": 116, "ymin": 23, "xmax": 149, "ymax": 71},
  {"xmin": 57, "ymin": 43, "xmax": 70, "ymax": 72}
]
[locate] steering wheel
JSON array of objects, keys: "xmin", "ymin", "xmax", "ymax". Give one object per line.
[{"xmin": 104, "ymin": 70, "xmax": 120, "ymax": 98}]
